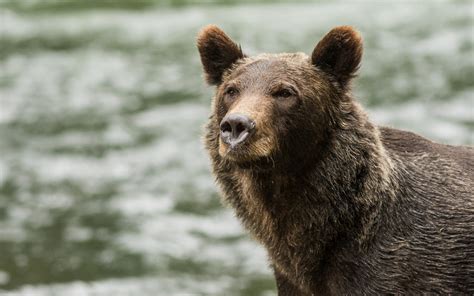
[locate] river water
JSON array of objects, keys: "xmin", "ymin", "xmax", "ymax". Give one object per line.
[{"xmin": 0, "ymin": 1, "xmax": 472, "ymax": 295}]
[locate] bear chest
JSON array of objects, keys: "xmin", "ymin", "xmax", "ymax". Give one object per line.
[{"xmin": 232, "ymin": 171, "xmax": 309, "ymax": 269}]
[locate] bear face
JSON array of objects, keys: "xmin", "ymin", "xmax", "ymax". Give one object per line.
[
  {"xmin": 197, "ymin": 25, "xmax": 363, "ymax": 169},
  {"xmin": 213, "ymin": 53, "xmax": 331, "ymax": 165}
]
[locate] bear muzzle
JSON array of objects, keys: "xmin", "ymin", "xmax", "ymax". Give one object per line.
[{"xmin": 220, "ymin": 113, "xmax": 256, "ymax": 149}]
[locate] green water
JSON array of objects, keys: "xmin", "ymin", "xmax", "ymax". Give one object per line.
[{"xmin": 0, "ymin": 1, "xmax": 472, "ymax": 295}]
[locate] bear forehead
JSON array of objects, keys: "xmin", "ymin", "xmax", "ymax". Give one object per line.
[{"xmin": 223, "ymin": 52, "xmax": 316, "ymax": 85}]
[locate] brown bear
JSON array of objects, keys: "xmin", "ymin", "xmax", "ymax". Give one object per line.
[{"xmin": 197, "ymin": 25, "xmax": 474, "ymax": 295}]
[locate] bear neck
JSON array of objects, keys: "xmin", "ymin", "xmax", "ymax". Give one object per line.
[{"xmin": 207, "ymin": 97, "xmax": 398, "ymax": 287}]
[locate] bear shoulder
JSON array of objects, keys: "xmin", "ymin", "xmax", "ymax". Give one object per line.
[{"xmin": 379, "ymin": 126, "xmax": 473, "ymax": 176}]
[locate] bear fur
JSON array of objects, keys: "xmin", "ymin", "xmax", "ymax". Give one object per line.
[{"xmin": 197, "ymin": 25, "xmax": 474, "ymax": 295}]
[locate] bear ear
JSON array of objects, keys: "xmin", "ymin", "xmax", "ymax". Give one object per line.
[
  {"xmin": 197, "ymin": 25, "xmax": 245, "ymax": 85},
  {"xmin": 311, "ymin": 26, "xmax": 363, "ymax": 88}
]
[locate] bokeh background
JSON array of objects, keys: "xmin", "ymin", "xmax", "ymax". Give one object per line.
[{"xmin": 0, "ymin": 0, "xmax": 472, "ymax": 295}]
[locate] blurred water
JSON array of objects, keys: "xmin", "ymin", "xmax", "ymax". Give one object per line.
[{"xmin": 0, "ymin": 1, "xmax": 473, "ymax": 295}]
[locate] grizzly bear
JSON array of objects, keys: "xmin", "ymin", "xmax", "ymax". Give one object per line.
[{"xmin": 197, "ymin": 25, "xmax": 473, "ymax": 294}]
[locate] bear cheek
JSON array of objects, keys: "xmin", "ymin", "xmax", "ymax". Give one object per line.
[{"xmin": 250, "ymin": 136, "xmax": 275, "ymax": 158}]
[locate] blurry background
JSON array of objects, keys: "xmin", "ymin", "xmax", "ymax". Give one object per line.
[{"xmin": 0, "ymin": 0, "xmax": 472, "ymax": 295}]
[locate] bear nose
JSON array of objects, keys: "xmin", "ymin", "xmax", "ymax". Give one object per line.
[{"xmin": 220, "ymin": 114, "xmax": 255, "ymax": 148}]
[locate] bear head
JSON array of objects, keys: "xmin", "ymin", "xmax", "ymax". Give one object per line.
[{"xmin": 197, "ymin": 25, "xmax": 363, "ymax": 170}]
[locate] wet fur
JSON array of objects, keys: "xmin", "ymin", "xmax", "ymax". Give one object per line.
[{"xmin": 198, "ymin": 25, "xmax": 474, "ymax": 294}]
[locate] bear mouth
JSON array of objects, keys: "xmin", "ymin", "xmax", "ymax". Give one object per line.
[
  {"xmin": 225, "ymin": 150, "xmax": 276, "ymax": 170},
  {"xmin": 220, "ymin": 140, "xmax": 252, "ymax": 159},
  {"xmin": 219, "ymin": 134, "xmax": 275, "ymax": 164}
]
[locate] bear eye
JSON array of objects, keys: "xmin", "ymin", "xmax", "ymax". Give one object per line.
[
  {"xmin": 225, "ymin": 87, "xmax": 238, "ymax": 97},
  {"xmin": 272, "ymin": 88, "xmax": 294, "ymax": 99}
]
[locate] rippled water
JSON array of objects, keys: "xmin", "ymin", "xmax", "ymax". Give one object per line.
[{"xmin": 0, "ymin": 1, "xmax": 472, "ymax": 295}]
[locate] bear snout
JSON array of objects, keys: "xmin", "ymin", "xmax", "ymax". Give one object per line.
[{"xmin": 220, "ymin": 113, "xmax": 256, "ymax": 149}]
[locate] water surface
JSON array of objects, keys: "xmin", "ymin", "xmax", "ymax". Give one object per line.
[{"xmin": 0, "ymin": 1, "xmax": 472, "ymax": 295}]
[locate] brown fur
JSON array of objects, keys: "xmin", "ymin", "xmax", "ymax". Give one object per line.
[
  {"xmin": 197, "ymin": 25, "xmax": 474, "ymax": 294},
  {"xmin": 197, "ymin": 25, "xmax": 245, "ymax": 85},
  {"xmin": 311, "ymin": 26, "xmax": 363, "ymax": 89}
]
